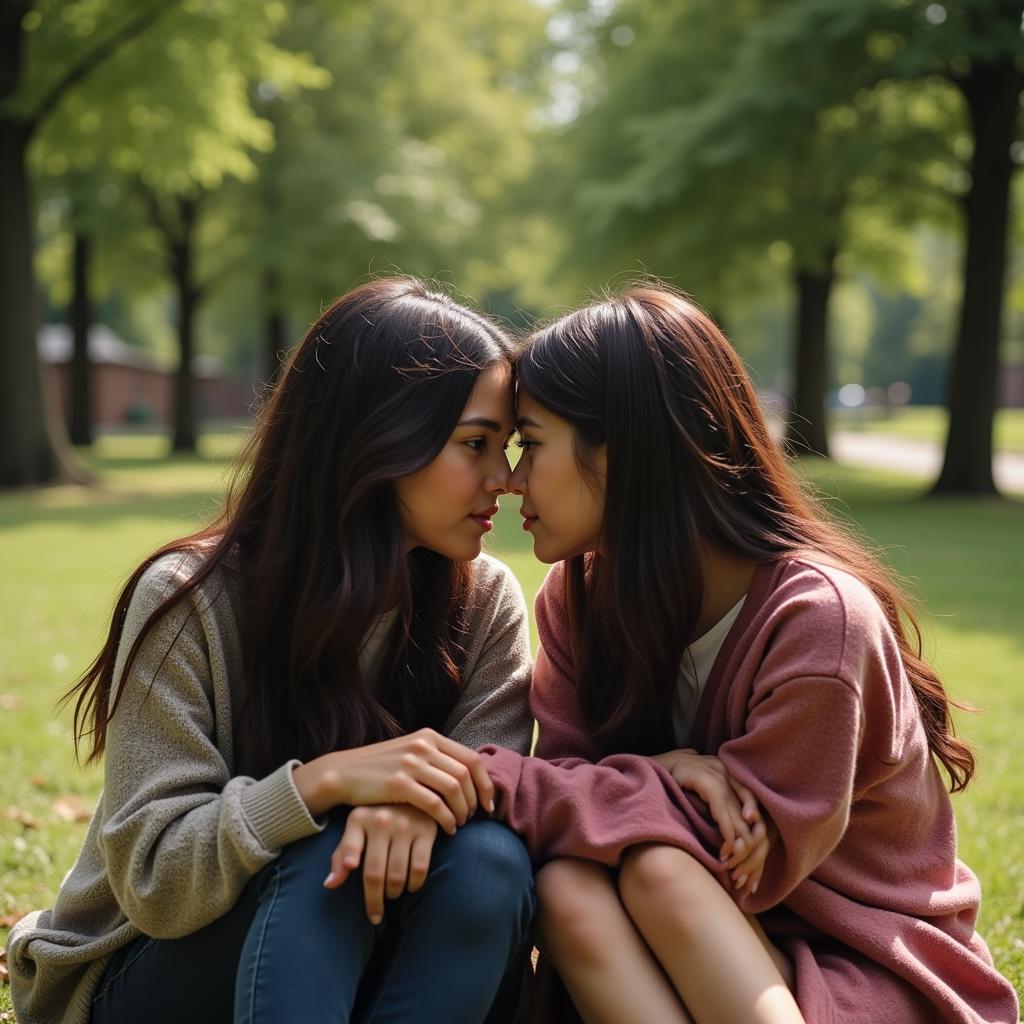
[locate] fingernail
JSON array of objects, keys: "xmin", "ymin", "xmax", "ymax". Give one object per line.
[
  {"xmin": 735, "ymin": 874, "xmax": 747, "ymax": 889},
  {"xmin": 323, "ymin": 872, "xmax": 336, "ymax": 887},
  {"xmin": 488, "ymin": 799, "xmax": 495, "ymax": 814},
  {"xmin": 751, "ymin": 882, "xmax": 759, "ymax": 894},
  {"xmin": 370, "ymin": 914, "xmax": 382, "ymax": 925}
]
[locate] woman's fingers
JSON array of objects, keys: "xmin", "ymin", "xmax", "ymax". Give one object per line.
[
  {"xmin": 428, "ymin": 749, "xmax": 479, "ymax": 819},
  {"xmin": 731, "ymin": 821, "xmax": 770, "ymax": 894},
  {"xmin": 361, "ymin": 820, "xmax": 391, "ymax": 924},
  {"xmin": 325, "ymin": 816, "xmax": 366, "ymax": 889},
  {"xmin": 415, "ymin": 764, "xmax": 472, "ymax": 826},
  {"xmin": 384, "ymin": 833, "xmax": 412, "ymax": 902},
  {"xmin": 701, "ymin": 781, "xmax": 737, "ymax": 855},
  {"xmin": 728, "ymin": 777, "xmax": 762, "ymax": 824},
  {"xmin": 698, "ymin": 771, "xmax": 753, "ymax": 865},
  {"xmin": 433, "ymin": 732, "xmax": 494, "ymax": 812},
  {"xmin": 407, "ymin": 833, "xmax": 434, "ymax": 893},
  {"xmin": 393, "ymin": 775, "xmax": 459, "ymax": 835}
]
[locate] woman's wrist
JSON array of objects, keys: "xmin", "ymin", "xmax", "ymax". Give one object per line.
[{"xmin": 292, "ymin": 751, "xmax": 348, "ymax": 817}]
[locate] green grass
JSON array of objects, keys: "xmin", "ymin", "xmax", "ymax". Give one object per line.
[
  {"xmin": 832, "ymin": 405, "xmax": 1024, "ymax": 453},
  {"xmin": 1, "ymin": 435, "xmax": 1021, "ymax": 1013}
]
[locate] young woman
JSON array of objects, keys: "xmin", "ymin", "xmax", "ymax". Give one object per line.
[
  {"xmin": 7, "ymin": 278, "xmax": 536, "ymax": 1024},
  {"xmin": 479, "ymin": 285, "xmax": 1019, "ymax": 1024}
]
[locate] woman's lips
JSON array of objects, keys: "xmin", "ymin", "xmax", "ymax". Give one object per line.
[
  {"xmin": 470, "ymin": 506, "xmax": 500, "ymax": 531},
  {"xmin": 521, "ymin": 514, "xmax": 538, "ymax": 532}
]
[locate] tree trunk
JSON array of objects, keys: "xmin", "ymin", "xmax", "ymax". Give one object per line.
[
  {"xmin": 69, "ymin": 232, "xmax": 93, "ymax": 446},
  {"xmin": 933, "ymin": 45, "xmax": 1020, "ymax": 495},
  {"xmin": 170, "ymin": 197, "xmax": 200, "ymax": 452},
  {"xmin": 0, "ymin": 118, "xmax": 79, "ymax": 486},
  {"xmin": 785, "ymin": 257, "xmax": 835, "ymax": 458},
  {"xmin": 264, "ymin": 268, "xmax": 287, "ymax": 384}
]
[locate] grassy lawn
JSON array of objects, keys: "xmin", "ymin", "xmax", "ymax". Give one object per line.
[
  {"xmin": 1, "ymin": 433, "xmax": 1022, "ymax": 1012},
  {"xmin": 832, "ymin": 405, "xmax": 1024, "ymax": 453}
]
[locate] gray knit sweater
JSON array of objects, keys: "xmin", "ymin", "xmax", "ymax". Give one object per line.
[{"xmin": 7, "ymin": 548, "xmax": 533, "ymax": 1024}]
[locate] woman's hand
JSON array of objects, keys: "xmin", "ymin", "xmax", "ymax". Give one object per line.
[
  {"xmin": 651, "ymin": 748, "xmax": 769, "ymax": 895},
  {"xmin": 292, "ymin": 728, "xmax": 494, "ymax": 835},
  {"xmin": 323, "ymin": 805, "xmax": 438, "ymax": 924}
]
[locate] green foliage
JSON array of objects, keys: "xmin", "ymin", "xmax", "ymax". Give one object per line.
[{"xmin": 23, "ymin": 0, "xmax": 325, "ymax": 189}]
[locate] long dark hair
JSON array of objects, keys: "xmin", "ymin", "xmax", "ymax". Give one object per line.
[
  {"xmin": 64, "ymin": 277, "xmax": 514, "ymax": 777},
  {"xmin": 517, "ymin": 283, "xmax": 974, "ymax": 791}
]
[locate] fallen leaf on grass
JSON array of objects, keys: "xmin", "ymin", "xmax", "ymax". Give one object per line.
[
  {"xmin": 4, "ymin": 807, "xmax": 41, "ymax": 829},
  {"xmin": 0, "ymin": 694, "xmax": 22, "ymax": 711},
  {"xmin": 0, "ymin": 911, "xmax": 27, "ymax": 929},
  {"xmin": 29, "ymin": 774, "xmax": 47, "ymax": 789},
  {"xmin": 52, "ymin": 794, "xmax": 92, "ymax": 823}
]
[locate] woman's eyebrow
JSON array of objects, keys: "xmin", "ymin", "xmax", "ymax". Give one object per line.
[
  {"xmin": 517, "ymin": 416, "xmax": 542, "ymax": 430},
  {"xmin": 456, "ymin": 416, "xmax": 502, "ymax": 431}
]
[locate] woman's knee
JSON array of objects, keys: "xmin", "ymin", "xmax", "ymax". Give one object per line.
[
  {"xmin": 535, "ymin": 859, "xmax": 613, "ymax": 960},
  {"xmin": 432, "ymin": 820, "xmax": 534, "ymax": 923},
  {"xmin": 618, "ymin": 844, "xmax": 717, "ymax": 935}
]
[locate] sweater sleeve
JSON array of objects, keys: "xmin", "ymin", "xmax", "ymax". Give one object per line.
[
  {"xmin": 481, "ymin": 563, "xmax": 723, "ymax": 867},
  {"xmin": 445, "ymin": 555, "xmax": 534, "ymax": 755},
  {"xmin": 487, "ymin": 561, "xmax": 874, "ymax": 915},
  {"xmin": 97, "ymin": 559, "xmax": 322, "ymax": 939},
  {"xmin": 714, "ymin": 672, "xmax": 863, "ymax": 911}
]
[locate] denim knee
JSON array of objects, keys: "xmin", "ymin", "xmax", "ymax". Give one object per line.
[{"xmin": 436, "ymin": 820, "xmax": 535, "ymax": 929}]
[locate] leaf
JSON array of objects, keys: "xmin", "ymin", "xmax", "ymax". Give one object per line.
[
  {"xmin": 0, "ymin": 694, "xmax": 22, "ymax": 711},
  {"xmin": 52, "ymin": 794, "xmax": 92, "ymax": 824},
  {"xmin": 0, "ymin": 910, "xmax": 26, "ymax": 929},
  {"xmin": 3, "ymin": 806, "xmax": 41, "ymax": 829}
]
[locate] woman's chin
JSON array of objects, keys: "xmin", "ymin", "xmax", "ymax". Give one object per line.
[{"xmin": 530, "ymin": 538, "xmax": 565, "ymax": 565}]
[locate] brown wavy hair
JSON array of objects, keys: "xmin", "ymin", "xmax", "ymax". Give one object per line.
[
  {"xmin": 517, "ymin": 283, "xmax": 974, "ymax": 791},
  {"xmin": 64, "ymin": 277, "xmax": 514, "ymax": 777}
]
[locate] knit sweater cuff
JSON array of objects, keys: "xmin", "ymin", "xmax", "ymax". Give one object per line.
[{"xmin": 239, "ymin": 759, "xmax": 324, "ymax": 851}]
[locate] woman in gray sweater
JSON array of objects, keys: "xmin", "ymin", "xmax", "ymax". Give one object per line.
[{"xmin": 7, "ymin": 278, "xmax": 535, "ymax": 1024}]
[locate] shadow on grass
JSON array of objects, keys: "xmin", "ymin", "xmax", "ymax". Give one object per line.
[{"xmin": 0, "ymin": 490, "xmax": 226, "ymax": 530}]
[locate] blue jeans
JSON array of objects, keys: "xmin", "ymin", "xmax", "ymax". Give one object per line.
[{"xmin": 91, "ymin": 812, "xmax": 534, "ymax": 1023}]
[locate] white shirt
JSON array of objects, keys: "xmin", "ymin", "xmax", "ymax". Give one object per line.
[{"xmin": 672, "ymin": 595, "xmax": 746, "ymax": 746}]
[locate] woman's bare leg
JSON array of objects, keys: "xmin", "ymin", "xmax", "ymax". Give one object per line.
[
  {"xmin": 536, "ymin": 858, "xmax": 692, "ymax": 1024},
  {"xmin": 618, "ymin": 844, "xmax": 805, "ymax": 1024}
]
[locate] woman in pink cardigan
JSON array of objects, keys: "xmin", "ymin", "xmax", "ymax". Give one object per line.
[{"xmin": 480, "ymin": 285, "xmax": 1019, "ymax": 1023}]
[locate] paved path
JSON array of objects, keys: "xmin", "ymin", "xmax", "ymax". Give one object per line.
[{"xmin": 830, "ymin": 431, "xmax": 1024, "ymax": 495}]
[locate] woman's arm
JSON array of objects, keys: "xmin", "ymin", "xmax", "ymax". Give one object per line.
[
  {"xmin": 481, "ymin": 563, "xmax": 724, "ymax": 867},
  {"xmin": 100, "ymin": 560, "xmax": 492, "ymax": 939},
  {"xmin": 483, "ymin": 564, "xmax": 864, "ymax": 911},
  {"xmin": 98, "ymin": 561, "xmax": 321, "ymax": 939}
]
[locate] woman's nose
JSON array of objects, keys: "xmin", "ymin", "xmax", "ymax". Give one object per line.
[
  {"xmin": 485, "ymin": 451, "xmax": 512, "ymax": 496},
  {"xmin": 508, "ymin": 457, "xmax": 527, "ymax": 496}
]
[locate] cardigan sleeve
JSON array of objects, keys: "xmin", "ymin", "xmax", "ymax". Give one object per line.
[
  {"xmin": 486, "ymin": 560, "xmax": 881, "ymax": 916},
  {"xmin": 97, "ymin": 558, "xmax": 321, "ymax": 939},
  {"xmin": 715, "ymin": 672, "xmax": 864, "ymax": 912},
  {"xmin": 482, "ymin": 563, "xmax": 724, "ymax": 867},
  {"xmin": 445, "ymin": 554, "xmax": 534, "ymax": 755}
]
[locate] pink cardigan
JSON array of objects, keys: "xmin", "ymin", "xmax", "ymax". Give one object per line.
[{"xmin": 482, "ymin": 558, "xmax": 1019, "ymax": 1024}]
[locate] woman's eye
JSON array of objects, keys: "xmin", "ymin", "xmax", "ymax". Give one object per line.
[
  {"xmin": 465, "ymin": 438, "xmax": 486, "ymax": 452},
  {"xmin": 514, "ymin": 439, "xmax": 538, "ymax": 451}
]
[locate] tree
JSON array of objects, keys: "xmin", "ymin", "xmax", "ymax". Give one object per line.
[
  {"xmin": 551, "ymin": 0, "xmax": 961, "ymax": 457},
  {"xmin": 2, "ymin": 0, "xmax": 326, "ymax": 475},
  {"xmin": 0, "ymin": 0, "xmax": 173, "ymax": 484},
  {"xmin": 904, "ymin": 0, "xmax": 1024, "ymax": 494},
  {"xmin": 209, "ymin": 0, "xmax": 550, "ymax": 382}
]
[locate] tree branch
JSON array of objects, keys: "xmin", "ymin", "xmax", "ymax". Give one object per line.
[{"xmin": 29, "ymin": 0, "xmax": 181, "ymax": 131}]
